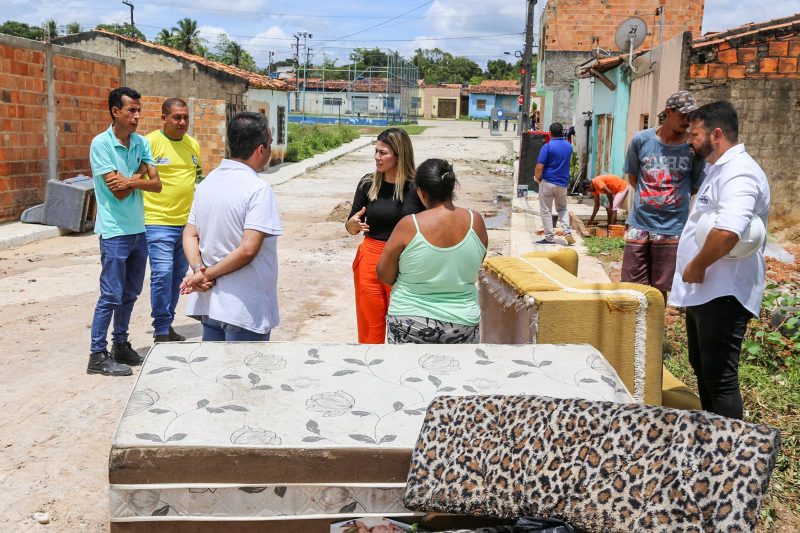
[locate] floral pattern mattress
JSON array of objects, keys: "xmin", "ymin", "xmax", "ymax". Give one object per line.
[{"xmin": 110, "ymin": 342, "xmax": 632, "ymax": 522}]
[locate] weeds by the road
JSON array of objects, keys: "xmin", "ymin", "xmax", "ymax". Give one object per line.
[
  {"xmin": 286, "ymin": 124, "xmax": 360, "ymax": 162},
  {"xmin": 583, "ymin": 236, "xmax": 625, "ymax": 262},
  {"xmin": 357, "ymin": 125, "xmax": 428, "ymax": 136},
  {"xmin": 665, "ymin": 282, "xmax": 800, "ymax": 522}
]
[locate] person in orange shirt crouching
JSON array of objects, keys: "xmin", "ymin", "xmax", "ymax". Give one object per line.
[{"xmin": 587, "ymin": 174, "xmax": 629, "ymax": 226}]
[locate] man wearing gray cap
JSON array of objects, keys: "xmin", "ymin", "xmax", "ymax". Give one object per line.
[{"xmin": 621, "ymin": 90, "xmax": 705, "ymax": 303}]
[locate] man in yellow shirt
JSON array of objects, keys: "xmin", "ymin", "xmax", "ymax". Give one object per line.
[{"xmin": 145, "ymin": 98, "xmax": 202, "ymax": 342}]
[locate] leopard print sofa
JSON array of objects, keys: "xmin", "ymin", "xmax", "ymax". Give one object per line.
[{"xmin": 404, "ymin": 395, "xmax": 780, "ymax": 533}]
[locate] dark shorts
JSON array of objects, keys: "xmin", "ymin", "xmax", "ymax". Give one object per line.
[{"xmin": 620, "ymin": 228, "xmax": 679, "ymax": 293}]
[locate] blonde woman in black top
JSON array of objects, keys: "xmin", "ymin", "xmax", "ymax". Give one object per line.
[{"xmin": 345, "ymin": 128, "xmax": 423, "ymax": 343}]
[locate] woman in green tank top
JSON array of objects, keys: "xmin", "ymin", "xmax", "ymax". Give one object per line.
[{"xmin": 377, "ymin": 159, "xmax": 488, "ymax": 344}]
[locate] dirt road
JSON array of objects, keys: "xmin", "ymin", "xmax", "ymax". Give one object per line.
[{"xmin": 0, "ymin": 121, "xmax": 516, "ymax": 531}]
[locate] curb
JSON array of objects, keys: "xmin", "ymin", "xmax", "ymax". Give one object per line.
[{"xmin": 0, "ymin": 225, "xmax": 70, "ymax": 252}]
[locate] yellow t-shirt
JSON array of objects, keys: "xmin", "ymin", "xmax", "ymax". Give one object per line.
[{"xmin": 144, "ymin": 130, "xmax": 201, "ymax": 226}]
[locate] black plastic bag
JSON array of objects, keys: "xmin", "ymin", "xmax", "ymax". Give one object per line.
[{"xmin": 513, "ymin": 516, "xmax": 575, "ymax": 533}]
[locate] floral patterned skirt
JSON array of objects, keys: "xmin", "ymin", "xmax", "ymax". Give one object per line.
[{"xmin": 386, "ymin": 315, "xmax": 479, "ymax": 344}]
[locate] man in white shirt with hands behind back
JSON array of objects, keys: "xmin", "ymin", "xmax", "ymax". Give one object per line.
[{"xmin": 669, "ymin": 100, "xmax": 771, "ymax": 420}]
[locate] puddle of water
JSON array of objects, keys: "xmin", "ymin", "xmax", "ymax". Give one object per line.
[{"xmin": 484, "ymin": 210, "xmax": 510, "ymax": 229}]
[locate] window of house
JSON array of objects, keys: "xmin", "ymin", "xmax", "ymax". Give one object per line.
[
  {"xmin": 383, "ymin": 97, "xmax": 395, "ymax": 110},
  {"xmin": 277, "ymin": 106, "xmax": 286, "ymax": 145},
  {"xmin": 640, "ymin": 114, "xmax": 650, "ymax": 130},
  {"xmin": 323, "ymin": 97, "xmax": 343, "ymax": 106},
  {"xmin": 477, "ymin": 99, "xmax": 487, "ymax": 110},
  {"xmin": 410, "ymin": 97, "xmax": 421, "ymax": 109}
]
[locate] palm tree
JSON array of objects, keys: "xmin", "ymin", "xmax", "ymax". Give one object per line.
[
  {"xmin": 171, "ymin": 18, "xmax": 203, "ymax": 55},
  {"xmin": 154, "ymin": 28, "xmax": 174, "ymax": 47},
  {"xmin": 65, "ymin": 22, "xmax": 81, "ymax": 34},
  {"xmin": 43, "ymin": 19, "xmax": 59, "ymax": 41}
]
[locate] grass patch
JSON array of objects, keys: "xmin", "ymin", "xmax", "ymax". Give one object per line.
[
  {"xmin": 286, "ymin": 123, "xmax": 360, "ymax": 162},
  {"xmin": 583, "ymin": 235, "xmax": 625, "ymax": 262},
  {"xmin": 664, "ymin": 283, "xmax": 800, "ymax": 520},
  {"xmin": 357, "ymin": 125, "xmax": 428, "ymax": 136}
]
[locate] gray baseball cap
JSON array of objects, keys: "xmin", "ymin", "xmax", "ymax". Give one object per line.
[{"xmin": 658, "ymin": 90, "xmax": 698, "ymax": 120}]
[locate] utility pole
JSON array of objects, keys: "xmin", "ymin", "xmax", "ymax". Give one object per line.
[
  {"xmin": 304, "ymin": 46, "xmax": 312, "ymax": 116},
  {"xmin": 519, "ymin": 0, "xmax": 536, "ymax": 136},
  {"xmin": 122, "ymin": 1, "xmax": 135, "ymax": 33},
  {"xmin": 293, "ymin": 31, "xmax": 312, "ymax": 112},
  {"xmin": 267, "ymin": 51, "xmax": 275, "ymax": 77}
]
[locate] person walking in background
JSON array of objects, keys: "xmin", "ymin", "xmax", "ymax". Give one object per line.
[
  {"xmin": 586, "ymin": 174, "xmax": 629, "ymax": 226},
  {"xmin": 669, "ymin": 101, "xmax": 771, "ymax": 420},
  {"xmin": 88, "ymin": 87, "xmax": 162, "ymax": 376},
  {"xmin": 377, "ymin": 159, "xmax": 488, "ymax": 344},
  {"xmin": 622, "ymin": 91, "xmax": 704, "ymax": 302},
  {"xmin": 145, "ymin": 98, "xmax": 202, "ymax": 343},
  {"xmin": 345, "ymin": 128, "xmax": 423, "ymax": 343},
  {"xmin": 534, "ymin": 122, "xmax": 575, "ymax": 245},
  {"xmin": 181, "ymin": 112, "xmax": 282, "ymax": 341}
]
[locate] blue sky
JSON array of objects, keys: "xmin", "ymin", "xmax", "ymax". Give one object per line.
[{"xmin": 4, "ymin": 0, "xmax": 799, "ymax": 68}]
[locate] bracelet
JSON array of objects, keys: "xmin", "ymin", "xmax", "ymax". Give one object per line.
[{"xmin": 192, "ymin": 263, "xmax": 204, "ymax": 273}]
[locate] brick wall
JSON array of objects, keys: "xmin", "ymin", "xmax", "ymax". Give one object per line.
[
  {"xmin": 137, "ymin": 95, "xmax": 227, "ymax": 175},
  {"xmin": 542, "ymin": 0, "xmax": 703, "ymax": 52},
  {"xmin": 686, "ymin": 29, "xmax": 800, "ymax": 229},
  {"xmin": 0, "ymin": 43, "xmax": 47, "ymax": 221},
  {"xmin": 0, "ymin": 34, "xmax": 123, "ymax": 223},
  {"xmin": 53, "ymin": 55, "xmax": 121, "ymax": 180}
]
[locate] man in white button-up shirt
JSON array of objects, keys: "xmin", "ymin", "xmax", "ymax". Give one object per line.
[{"xmin": 669, "ymin": 101, "xmax": 771, "ymax": 419}]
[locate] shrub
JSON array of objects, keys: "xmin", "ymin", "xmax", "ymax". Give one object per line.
[{"xmin": 286, "ymin": 124, "xmax": 359, "ymax": 162}]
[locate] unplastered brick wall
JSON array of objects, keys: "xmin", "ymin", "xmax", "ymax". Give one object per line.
[
  {"xmin": 0, "ymin": 33, "xmax": 123, "ymax": 222},
  {"xmin": 137, "ymin": 95, "xmax": 226, "ymax": 175},
  {"xmin": 542, "ymin": 0, "xmax": 703, "ymax": 52},
  {"xmin": 54, "ymin": 55, "xmax": 121, "ymax": 180},
  {"xmin": 0, "ymin": 42, "xmax": 47, "ymax": 221},
  {"xmin": 688, "ymin": 32, "xmax": 800, "ymax": 80},
  {"xmin": 686, "ymin": 26, "xmax": 800, "ymax": 229}
]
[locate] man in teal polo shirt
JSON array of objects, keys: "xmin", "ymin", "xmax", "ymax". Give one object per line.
[{"xmin": 88, "ymin": 87, "xmax": 162, "ymax": 376}]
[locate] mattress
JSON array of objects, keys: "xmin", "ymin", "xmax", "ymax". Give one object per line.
[{"xmin": 110, "ymin": 342, "xmax": 632, "ymax": 527}]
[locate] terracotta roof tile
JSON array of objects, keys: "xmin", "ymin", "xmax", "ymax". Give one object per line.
[
  {"xmin": 692, "ymin": 12, "xmax": 800, "ymax": 49},
  {"xmin": 93, "ymin": 30, "xmax": 289, "ymax": 91},
  {"xmin": 468, "ymin": 80, "xmax": 520, "ymax": 95}
]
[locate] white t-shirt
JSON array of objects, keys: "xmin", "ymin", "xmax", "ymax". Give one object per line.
[
  {"xmin": 185, "ymin": 159, "xmax": 283, "ymax": 333},
  {"xmin": 668, "ymin": 144, "xmax": 770, "ymax": 316}
]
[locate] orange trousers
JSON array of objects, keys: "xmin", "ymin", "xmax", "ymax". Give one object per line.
[{"xmin": 352, "ymin": 237, "xmax": 392, "ymax": 343}]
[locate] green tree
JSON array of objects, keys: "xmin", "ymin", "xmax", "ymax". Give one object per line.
[
  {"xmin": 171, "ymin": 18, "xmax": 205, "ymax": 56},
  {"xmin": 65, "ymin": 22, "xmax": 82, "ymax": 34},
  {"xmin": 485, "ymin": 59, "xmax": 516, "ymax": 80},
  {"xmin": 0, "ymin": 20, "xmax": 44, "ymax": 40},
  {"xmin": 412, "ymin": 48, "xmax": 481, "ymax": 84},
  {"xmin": 210, "ymin": 33, "xmax": 257, "ymax": 72},
  {"xmin": 154, "ymin": 28, "xmax": 174, "ymax": 47},
  {"xmin": 96, "ymin": 23, "xmax": 146, "ymax": 40}
]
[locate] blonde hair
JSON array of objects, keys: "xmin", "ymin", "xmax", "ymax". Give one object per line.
[{"xmin": 363, "ymin": 128, "xmax": 415, "ymax": 202}]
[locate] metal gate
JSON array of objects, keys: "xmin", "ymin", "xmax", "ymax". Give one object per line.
[
  {"xmin": 225, "ymin": 93, "xmax": 246, "ymax": 123},
  {"xmin": 595, "ymin": 113, "xmax": 614, "ymax": 176},
  {"xmin": 437, "ymin": 98, "xmax": 457, "ymax": 119}
]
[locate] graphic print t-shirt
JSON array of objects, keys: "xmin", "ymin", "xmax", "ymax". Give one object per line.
[{"xmin": 623, "ymin": 128, "xmax": 704, "ymax": 235}]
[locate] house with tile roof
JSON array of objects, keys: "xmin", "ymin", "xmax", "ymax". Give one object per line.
[
  {"xmin": 467, "ymin": 80, "xmax": 521, "ymax": 119},
  {"xmin": 53, "ymin": 30, "xmax": 290, "ymax": 164}
]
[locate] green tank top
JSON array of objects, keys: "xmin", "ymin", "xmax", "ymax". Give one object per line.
[{"xmin": 388, "ymin": 210, "xmax": 487, "ymax": 326}]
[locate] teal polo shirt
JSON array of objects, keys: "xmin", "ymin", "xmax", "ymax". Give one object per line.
[{"xmin": 89, "ymin": 125, "xmax": 155, "ymax": 238}]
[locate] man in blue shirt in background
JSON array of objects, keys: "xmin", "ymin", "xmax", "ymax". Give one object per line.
[
  {"xmin": 534, "ymin": 122, "xmax": 575, "ymax": 245},
  {"xmin": 88, "ymin": 87, "xmax": 162, "ymax": 376}
]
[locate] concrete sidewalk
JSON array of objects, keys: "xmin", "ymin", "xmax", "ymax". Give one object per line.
[
  {"xmin": 508, "ymin": 192, "xmax": 611, "ymax": 283},
  {"xmin": 0, "ymin": 136, "xmax": 375, "ymax": 252}
]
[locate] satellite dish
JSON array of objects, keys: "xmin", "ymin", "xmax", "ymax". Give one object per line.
[{"xmin": 614, "ymin": 17, "xmax": 648, "ymax": 52}]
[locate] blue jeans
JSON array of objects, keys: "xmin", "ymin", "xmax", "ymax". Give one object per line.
[
  {"xmin": 90, "ymin": 233, "xmax": 148, "ymax": 352},
  {"xmin": 145, "ymin": 225, "xmax": 189, "ymax": 336},
  {"xmin": 200, "ymin": 317, "xmax": 271, "ymax": 342}
]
